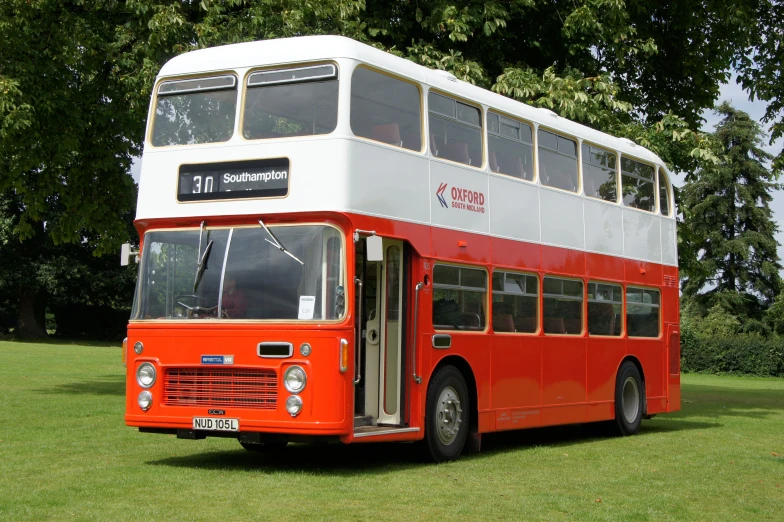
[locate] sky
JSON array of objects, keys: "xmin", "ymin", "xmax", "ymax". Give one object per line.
[{"xmin": 130, "ymin": 76, "xmax": 784, "ymax": 249}]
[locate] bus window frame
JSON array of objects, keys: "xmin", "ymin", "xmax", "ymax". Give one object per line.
[
  {"xmin": 239, "ymin": 61, "xmax": 340, "ymax": 143},
  {"xmin": 536, "ymin": 124, "xmax": 581, "ymax": 195},
  {"xmin": 490, "ymin": 269, "xmax": 540, "ymax": 335},
  {"xmin": 658, "ymin": 167, "xmax": 672, "ymax": 217},
  {"xmin": 586, "ymin": 279, "xmax": 624, "ymax": 337},
  {"xmin": 580, "ymin": 140, "xmax": 620, "ymax": 204},
  {"xmin": 625, "ymin": 285, "xmax": 662, "ymax": 339},
  {"xmin": 129, "ymin": 221, "xmax": 349, "ymax": 325},
  {"xmin": 349, "ymin": 64, "xmax": 425, "ymax": 154},
  {"xmin": 619, "ymin": 154, "xmax": 657, "ymax": 213},
  {"xmin": 147, "ymin": 71, "xmax": 240, "ymax": 149},
  {"xmin": 542, "ymin": 275, "xmax": 585, "ymax": 336},
  {"xmin": 431, "ymin": 262, "xmax": 489, "ymax": 334},
  {"xmin": 426, "ymin": 88, "xmax": 486, "ymax": 170},
  {"xmin": 486, "ymin": 109, "xmax": 537, "ymax": 184}
]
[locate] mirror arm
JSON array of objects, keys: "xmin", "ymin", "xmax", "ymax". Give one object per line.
[{"xmin": 353, "ymin": 229, "xmax": 376, "ymax": 242}]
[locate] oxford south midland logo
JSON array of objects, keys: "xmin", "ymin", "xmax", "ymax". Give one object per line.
[{"xmin": 435, "ymin": 183, "xmax": 486, "ymax": 213}]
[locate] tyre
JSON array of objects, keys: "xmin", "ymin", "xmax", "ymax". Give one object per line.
[
  {"xmin": 614, "ymin": 361, "xmax": 644, "ymax": 436},
  {"xmin": 423, "ymin": 365, "xmax": 469, "ymax": 462},
  {"xmin": 239, "ymin": 440, "xmax": 288, "ymax": 452}
]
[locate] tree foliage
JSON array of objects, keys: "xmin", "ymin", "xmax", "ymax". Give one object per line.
[{"xmin": 680, "ymin": 102, "xmax": 782, "ymax": 315}]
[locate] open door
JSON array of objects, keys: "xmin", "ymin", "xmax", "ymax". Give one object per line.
[{"xmin": 355, "ymin": 237, "xmax": 406, "ymax": 426}]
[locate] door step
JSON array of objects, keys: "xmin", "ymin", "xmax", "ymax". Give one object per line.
[
  {"xmin": 353, "ymin": 426, "xmax": 420, "ymax": 438},
  {"xmin": 353, "ymin": 415, "xmax": 374, "ymax": 428}
]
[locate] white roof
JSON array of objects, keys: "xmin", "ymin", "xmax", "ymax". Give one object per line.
[{"xmin": 158, "ymin": 35, "xmax": 667, "ymax": 169}]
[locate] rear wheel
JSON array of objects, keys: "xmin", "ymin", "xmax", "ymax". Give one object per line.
[
  {"xmin": 423, "ymin": 366, "xmax": 469, "ymax": 463},
  {"xmin": 614, "ymin": 361, "xmax": 644, "ymax": 435},
  {"xmin": 239, "ymin": 440, "xmax": 288, "ymax": 452}
]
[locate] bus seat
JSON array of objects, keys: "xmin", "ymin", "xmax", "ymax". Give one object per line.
[
  {"xmin": 515, "ymin": 316, "xmax": 537, "ymax": 333},
  {"xmin": 371, "ymin": 123, "xmax": 402, "ymax": 146},
  {"xmin": 460, "ymin": 312, "xmax": 481, "ymax": 329},
  {"xmin": 489, "ymin": 151, "xmax": 500, "ymax": 173},
  {"xmin": 402, "ymin": 130, "xmax": 422, "ymax": 150},
  {"xmin": 563, "ymin": 318, "xmax": 582, "ymax": 334},
  {"xmin": 430, "ymin": 133, "xmax": 439, "ymax": 156},
  {"xmin": 493, "ymin": 313, "xmax": 514, "ymax": 332},
  {"xmin": 544, "ymin": 317, "xmax": 565, "ymax": 334},
  {"xmin": 516, "ymin": 157, "xmax": 529, "ymax": 179},
  {"xmin": 444, "ymin": 142, "xmax": 471, "ymax": 165}
]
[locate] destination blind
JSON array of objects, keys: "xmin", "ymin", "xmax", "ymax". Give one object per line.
[{"xmin": 177, "ymin": 158, "xmax": 290, "ymax": 201}]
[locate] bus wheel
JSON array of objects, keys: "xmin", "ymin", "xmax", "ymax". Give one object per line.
[
  {"xmin": 614, "ymin": 361, "xmax": 644, "ymax": 436},
  {"xmin": 424, "ymin": 365, "xmax": 469, "ymax": 462},
  {"xmin": 240, "ymin": 440, "xmax": 288, "ymax": 452}
]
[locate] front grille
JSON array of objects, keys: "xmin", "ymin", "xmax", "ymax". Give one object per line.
[{"xmin": 164, "ymin": 368, "xmax": 277, "ymax": 410}]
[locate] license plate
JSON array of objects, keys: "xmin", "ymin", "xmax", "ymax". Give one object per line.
[{"xmin": 192, "ymin": 417, "xmax": 239, "ymax": 432}]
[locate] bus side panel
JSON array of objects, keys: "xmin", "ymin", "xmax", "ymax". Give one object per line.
[
  {"xmin": 586, "ymin": 337, "xmax": 625, "ymax": 408},
  {"xmin": 490, "ymin": 334, "xmax": 542, "ymax": 411},
  {"xmin": 541, "ymin": 336, "xmax": 587, "ymax": 426}
]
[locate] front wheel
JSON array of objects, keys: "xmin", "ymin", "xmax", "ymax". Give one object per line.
[
  {"xmin": 423, "ymin": 366, "xmax": 469, "ymax": 462},
  {"xmin": 614, "ymin": 361, "xmax": 644, "ymax": 435}
]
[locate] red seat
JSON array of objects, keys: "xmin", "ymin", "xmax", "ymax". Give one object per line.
[
  {"xmin": 444, "ymin": 142, "xmax": 471, "ymax": 164},
  {"xmin": 371, "ymin": 123, "xmax": 402, "ymax": 146},
  {"xmin": 489, "ymin": 151, "xmax": 500, "ymax": 172},
  {"xmin": 544, "ymin": 317, "xmax": 565, "ymax": 334},
  {"xmin": 493, "ymin": 313, "xmax": 515, "ymax": 332}
]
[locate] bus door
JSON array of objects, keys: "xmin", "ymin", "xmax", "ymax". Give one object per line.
[{"xmin": 356, "ymin": 237, "xmax": 406, "ymax": 426}]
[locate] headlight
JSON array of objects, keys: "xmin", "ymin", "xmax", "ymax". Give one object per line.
[
  {"xmin": 138, "ymin": 391, "xmax": 153, "ymax": 411},
  {"xmin": 283, "ymin": 366, "xmax": 307, "ymax": 394},
  {"xmin": 136, "ymin": 362, "xmax": 156, "ymax": 388},
  {"xmin": 286, "ymin": 395, "xmax": 303, "ymax": 416},
  {"xmin": 299, "ymin": 343, "xmax": 312, "ymax": 357}
]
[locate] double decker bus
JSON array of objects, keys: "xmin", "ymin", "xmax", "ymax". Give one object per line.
[{"xmin": 124, "ymin": 35, "xmax": 680, "ymax": 462}]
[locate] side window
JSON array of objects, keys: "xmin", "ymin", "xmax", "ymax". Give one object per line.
[
  {"xmin": 626, "ymin": 287, "xmax": 660, "ymax": 337},
  {"xmin": 582, "ymin": 144, "xmax": 618, "ymax": 202},
  {"xmin": 487, "ymin": 112, "xmax": 534, "ymax": 181},
  {"xmin": 621, "ymin": 157, "xmax": 655, "ymax": 212},
  {"xmin": 492, "ymin": 271, "xmax": 538, "ymax": 333},
  {"xmin": 658, "ymin": 168, "xmax": 671, "ymax": 216},
  {"xmin": 350, "ymin": 67, "xmax": 422, "ymax": 151},
  {"xmin": 538, "ymin": 129, "xmax": 578, "ymax": 192},
  {"xmin": 543, "ymin": 277, "xmax": 583, "ymax": 335},
  {"xmin": 433, "ymin": 265, "xmax": 487, "ymax": 330},
  {"xmin": 588, "ymin": 282, "xmax": 622, "ymax": 336},
  {"xmin": 428, "ymin": 92, "xmax": 482, "ymax": 166}
]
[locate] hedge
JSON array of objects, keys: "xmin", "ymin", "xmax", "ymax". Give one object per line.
[{"xmin": 681, "ymin": 326, "xmax": 784, "ymax": 377}]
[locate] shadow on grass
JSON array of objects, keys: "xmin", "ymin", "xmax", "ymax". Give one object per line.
[
  {"xmin": 37, "ymin": 375, "xmax": 125, "ymax": 396},
  {"xmin": 677, "ymin": 382, "xmax": 784, "ymax": 420},
  {"xmin": 147, "ymin": 417, "xmax": 720, "ymax": 474}
]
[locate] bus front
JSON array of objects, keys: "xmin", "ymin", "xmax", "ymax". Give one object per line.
[{"xmin": 124, "ymin": 45, "xmax": 357, "ymax": 448}]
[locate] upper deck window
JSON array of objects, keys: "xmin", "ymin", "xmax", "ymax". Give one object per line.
[
  {"xmin": 350, "ymin": 67, "xmax": 422, "ymax": 151},
  {"xmin": 243, "ymin": 64, "xmax": 338, "ymax": 140},
  {"xmin": 621, "ymin": 157, "xmax": 655, "ymax": 212},
  {"xmin": 487, "ymin": 112, "xmax": 534, "ymax": 181},
  {"xmin": 151, "ymin": 75, "xmax": 237, "ymax": 147},
  {"xmin": 428, "ymin": 92, "xmax": 482, "ymax": 167},
  {"xmin": 582, "ymin": 144, "xmax": 618, "ymax": 202},
  {"xmin": 538, "ymin": 129, "xmax": 578, "ymax": 192},
  {"xmin": 658, "ymin": 168, "xmax": 671, "ymax": 216}
]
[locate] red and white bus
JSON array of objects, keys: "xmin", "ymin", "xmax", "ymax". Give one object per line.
[{"xmin": 123, "ymin": 36, "xmax": 680, "ymax": 461}]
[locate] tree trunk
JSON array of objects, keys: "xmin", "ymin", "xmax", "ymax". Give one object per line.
[{"xmin": 16, "ymin": 288, "xmax": 48, "ymax": 339}]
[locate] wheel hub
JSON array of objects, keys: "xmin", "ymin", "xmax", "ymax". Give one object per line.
[
  {"xmin": 436, "ymin": 386, "xmax": 463, "ymax": 445},
  {"xmin": 622, "ymin": 376, "xmax": 640, "ymax": 423}
]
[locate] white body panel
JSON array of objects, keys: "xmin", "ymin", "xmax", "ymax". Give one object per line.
[{"xmin": 138, "ymin": 36, "xmax": 678, "ymax": 267}]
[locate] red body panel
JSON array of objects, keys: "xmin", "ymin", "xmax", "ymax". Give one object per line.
[{"xmin": 126, "ymin": 211, "xmax": 680, "ymax": 441}]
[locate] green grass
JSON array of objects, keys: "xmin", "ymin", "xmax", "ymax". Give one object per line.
[{"xmin": 1, "ymin": 340, "xmax": 782, "ymax": 521}]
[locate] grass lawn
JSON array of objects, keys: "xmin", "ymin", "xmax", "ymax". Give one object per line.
[{"xmin": 0, "ymin": 340, "xmax": 782, "ymax": 521}]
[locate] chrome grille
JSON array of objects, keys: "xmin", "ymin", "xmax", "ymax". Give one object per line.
[{"xmin": 164, "ymin": 367, "xmax": 277, "ymax": 410}]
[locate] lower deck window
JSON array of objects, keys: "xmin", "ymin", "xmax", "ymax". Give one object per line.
[
  {"xmin": 588, "ymin": 282, "xmax": 622, "ymax": 336},
  {"xmin": 626, "ymin": 287, "xmax": 660, "ymax": 337},
  {"xmin": 543, "ymin": 277, "xmax": 583, "ymax": 335},
  {"xmin": 492, "ymin": 271, "xmax": 538, "ymax": 333},
  {"xmin": 433, "ymin": 265, "xmax": 487, "ymax": 330}
]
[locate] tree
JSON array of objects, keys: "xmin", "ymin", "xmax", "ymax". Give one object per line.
[
  {"xmin": 680, "ymin": 102, "xmax": 782, "ymax": 317},
  {"xmin": 0, "ymin": 0, "xmax": 762, "ymax": 336}
]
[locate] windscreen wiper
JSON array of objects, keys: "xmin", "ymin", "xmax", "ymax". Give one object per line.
[
  {"xmin": 258, "ymin": 219, "xmax": 304, "ymax": 265},
  {"xmin": 193, "ymin": 221, "xmax": 214, "ymax": 292}
]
